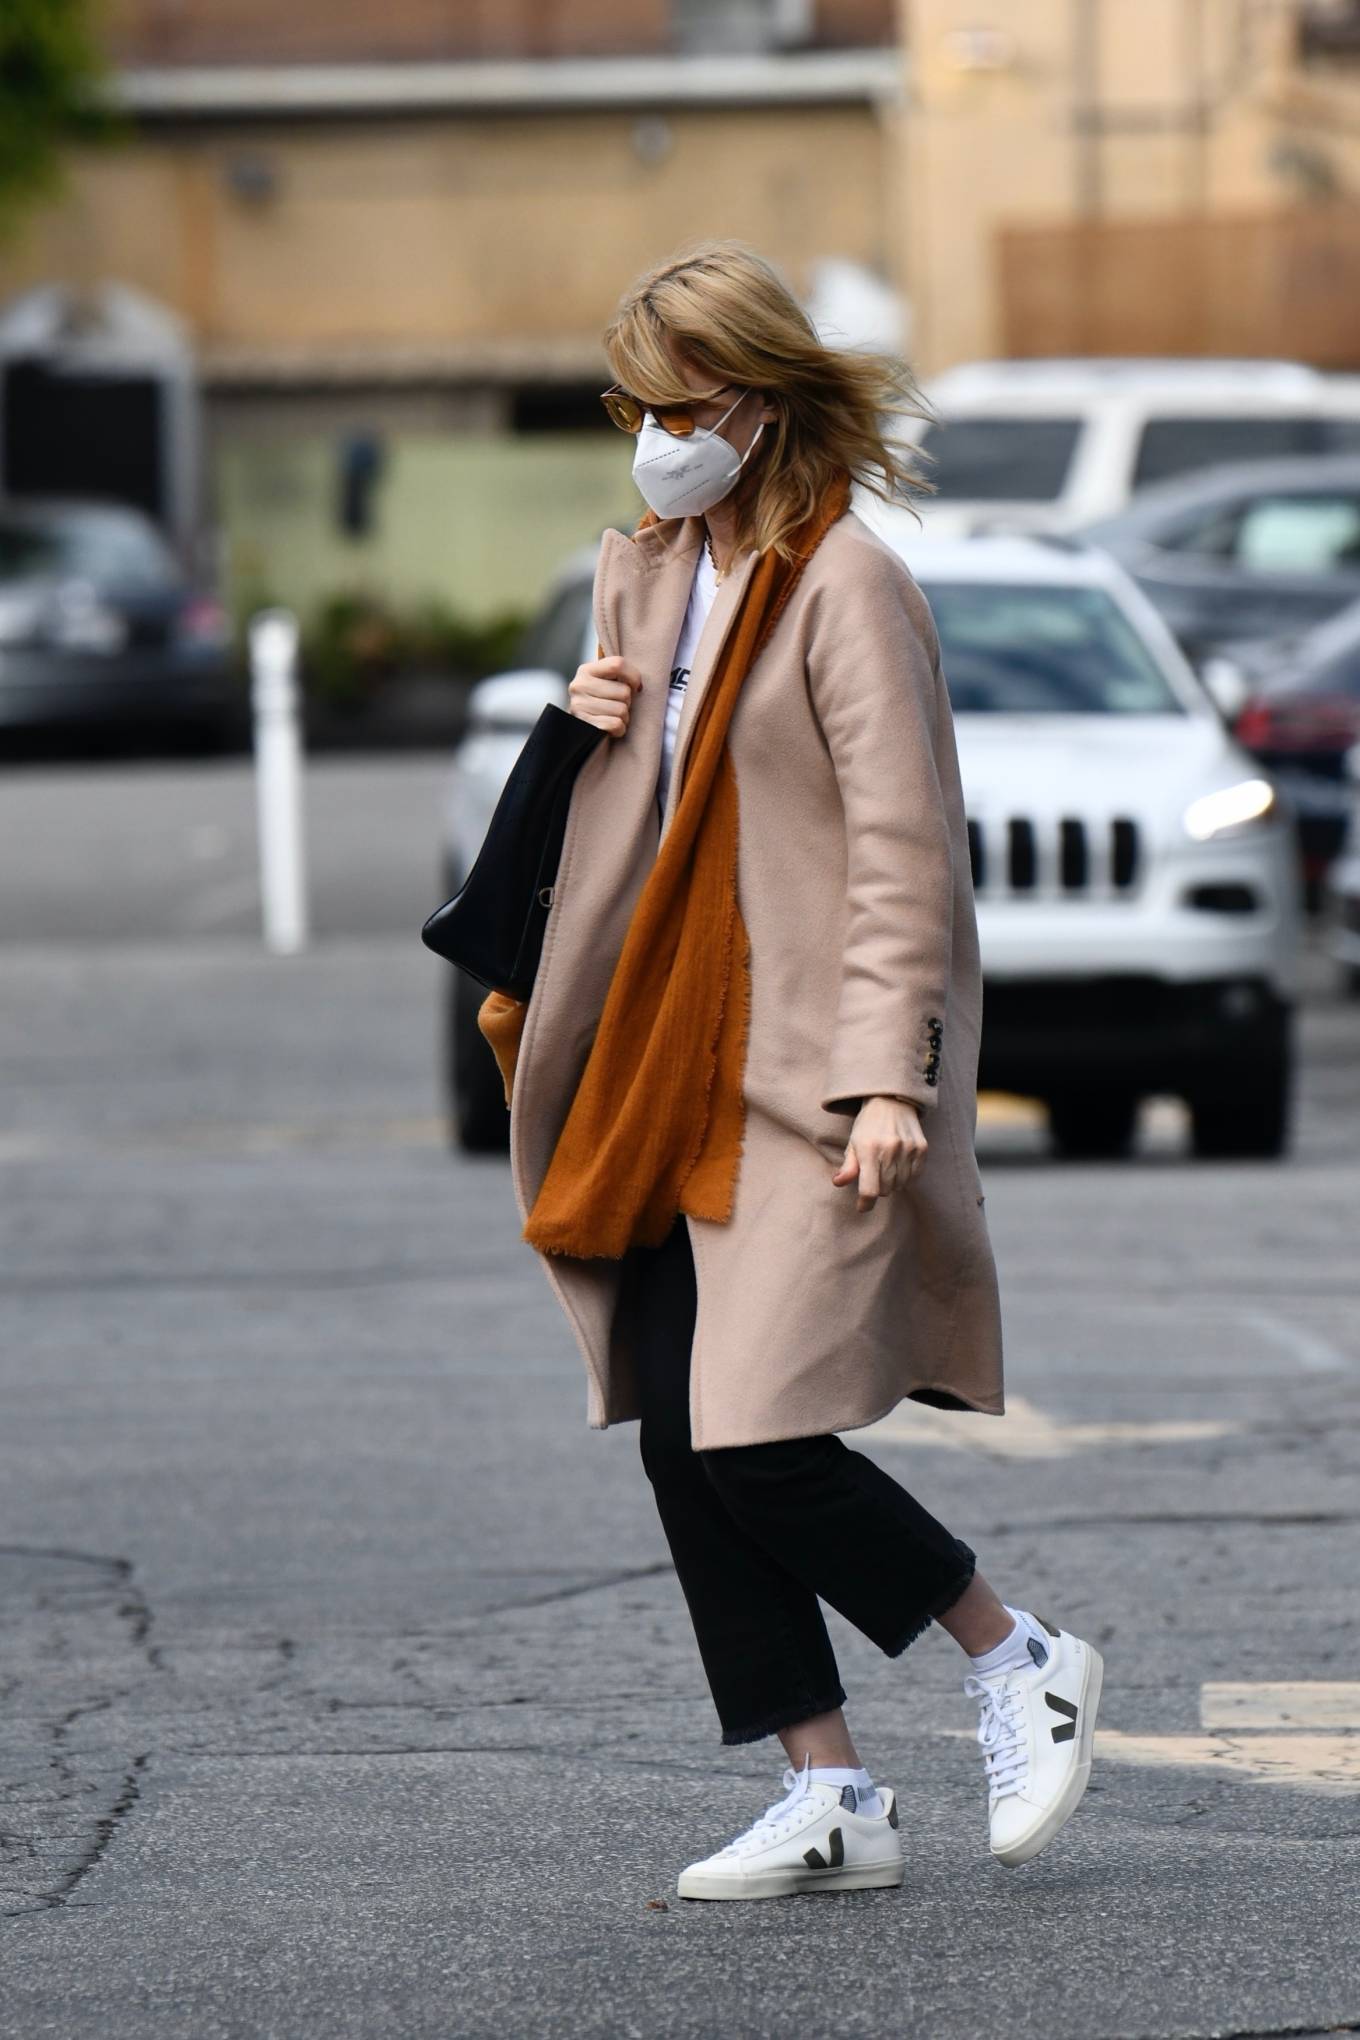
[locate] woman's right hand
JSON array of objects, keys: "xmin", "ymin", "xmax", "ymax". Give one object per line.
[{"xmin": 568, "ymin": 655, "xmax": 642, "ymax": 738}]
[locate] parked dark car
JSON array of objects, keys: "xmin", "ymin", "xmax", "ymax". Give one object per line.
[
  {"xmin": 1080, "ymin": 455, "xmax": 1360, "ymax": 667},
  {"xmin": 0, "ymin": 498, "xmax": 235, "ymax": 742},
  {"xmin": 1221, "ymin": 601, "xmax": 1360, "ymax": 899}
]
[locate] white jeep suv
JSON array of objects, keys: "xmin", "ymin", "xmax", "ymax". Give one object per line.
[{"xmin": 438, "ymin": 532, "xmax": 1300, "ymax": 1160}]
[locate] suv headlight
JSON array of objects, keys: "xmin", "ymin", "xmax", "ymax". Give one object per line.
[{"xmin": 1183, "ymin": 778, "xmax": 1277, "ymax": 842}]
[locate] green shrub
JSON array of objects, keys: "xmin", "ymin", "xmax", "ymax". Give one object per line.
[{"xmin": 301, "ymin": 592, "xmax": 529, "ymax": 703}]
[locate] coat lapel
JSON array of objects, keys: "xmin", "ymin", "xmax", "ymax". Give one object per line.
[{"xmin": 592, "ymin": 516, "xmax": 701, "ymax": 858}]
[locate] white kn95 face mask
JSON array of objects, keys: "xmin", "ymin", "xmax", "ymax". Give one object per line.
[{"xmin": 631, "ymin": 392, "xmax": 766, "ymax": 519}]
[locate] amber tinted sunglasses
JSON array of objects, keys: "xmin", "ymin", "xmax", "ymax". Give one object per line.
[{"xmin": 599, "ymin": 382, "xmax": 737, "ymax": 437}]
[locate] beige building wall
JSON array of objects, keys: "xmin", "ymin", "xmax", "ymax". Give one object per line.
[
  {"xmin": 0, "ymin": 104, "xmax": 893, "ymax": 375},
  {"xmin": 899, "ymin": 0, "xmax": 1360, "ymax": 372},
  {"xmin": 0, "ymin": 87, "xmax": 898, "ymax": 622}
]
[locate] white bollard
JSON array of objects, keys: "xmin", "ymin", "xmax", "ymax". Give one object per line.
[{"xmin": 249, "ymin": 608, "xmax": 309, "ymax": 955}]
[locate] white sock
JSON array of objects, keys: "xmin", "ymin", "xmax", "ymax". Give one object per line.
[
  {"xmin": 967, "ymin": 1605, "xmax": 1052, "ymax": 1679},
  {"xmin": 806, "ymin": 1764, "xmax": 883, "ymax": 1818}
]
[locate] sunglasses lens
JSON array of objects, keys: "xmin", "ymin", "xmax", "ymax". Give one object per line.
[
  {"xmin": 601, "ymin": 388, "xmax": 730, "ymax": 436},
  {"xmin": 601, "ymin": 391, "xmax": 643, "ymax": 432}
]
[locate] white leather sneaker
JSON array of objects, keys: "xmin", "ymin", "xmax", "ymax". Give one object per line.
[
  {"xmin": 963, "ymin": 1612, "xmax": 1103, "ymax": 1868},
  {"xmin": 676, "ymin": 1760, "xmax": 904, "ymax": 1901}
]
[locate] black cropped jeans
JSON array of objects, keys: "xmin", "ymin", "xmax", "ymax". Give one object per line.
[{"xmin": 620, "ymin": 1213, "xmax": 978, "ymax": 1745}]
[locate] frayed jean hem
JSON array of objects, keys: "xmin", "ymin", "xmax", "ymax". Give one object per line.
[
  {"xmin": 881, "ymin": 1546, "xmax": 978, "ymax": 1661},
  {"xmin": 719, "ymin": 1686, "xmax": 849, "ymax": 1747}
]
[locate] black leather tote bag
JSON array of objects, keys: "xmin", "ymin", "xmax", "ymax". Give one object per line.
[{"xmin": 421, "ymin": 702, "xmax": 606, "ymax": 1000}]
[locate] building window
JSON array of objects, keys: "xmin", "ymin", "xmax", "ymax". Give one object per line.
[
  {"xmin": 670, "ymin": 0, "xmax": 814, "ymax": 56},
  {"xmin": 1301, "ymin": 1, "xmax": 1360, "ymax": 60},
  {"xmin": 510, "ymin": 385, "xmax": 616, "ymax": 434}
]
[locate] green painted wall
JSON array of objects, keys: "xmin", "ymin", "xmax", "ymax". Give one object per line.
[{"xmin": 219, "ymin": 433, "xmax": 638, "ymax": 627}]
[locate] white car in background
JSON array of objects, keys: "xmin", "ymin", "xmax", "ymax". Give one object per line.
[
  {"xmin": 888, "ymin": 357, "xmax": 1360, "ymax": 542},
  {"xmin": 438, "ymin": 533, "xmax": 1300, "ymax": 1160}
]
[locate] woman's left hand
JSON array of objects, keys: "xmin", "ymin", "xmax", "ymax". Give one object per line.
[{"xmin": 831, "ymin": 1095, "xmax": 928, "ymax": 1212}]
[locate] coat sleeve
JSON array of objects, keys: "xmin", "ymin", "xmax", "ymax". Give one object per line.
[{"xmin": 805, "ymin": 543, "xmax": 954, "ymax": 1117}]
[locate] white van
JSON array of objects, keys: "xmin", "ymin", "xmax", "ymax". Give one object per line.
[{"xmin": 892, "ymin": 358, "xmax": 1360, "ymax": 540}]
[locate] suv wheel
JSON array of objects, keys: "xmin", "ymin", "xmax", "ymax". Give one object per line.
[
  {"xmin": 1188, "ymin": 1053, "xmax": 1291, "ymax": 1161},
  {"xmin": 1046, "ymin": 1088, "xmax": 1140, "ymax": 1160},
  {"xmin": 446, "ymin": 967, "xmax": 511, "ymax": 1154}
]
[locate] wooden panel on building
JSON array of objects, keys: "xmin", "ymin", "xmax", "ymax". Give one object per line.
[
  {"xmin": 997, "ymin": 208, "xmax": 1360, "ymax": 367},
  {"xmin": 104, "ymin": 0, "xmax": 894, "ymax": 67}
]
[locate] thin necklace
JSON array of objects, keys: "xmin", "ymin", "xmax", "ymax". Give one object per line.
[{"xmin": 704, "ymin": 530, "xmax": 729, "ymax": 583}]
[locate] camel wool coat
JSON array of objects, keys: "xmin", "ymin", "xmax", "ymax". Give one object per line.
[{"xmin": 506, "ymin": 502, "xmax": 1004, "ymax": 1450}]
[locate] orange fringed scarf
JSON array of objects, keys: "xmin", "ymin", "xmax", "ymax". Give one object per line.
[{"xmin": 487, "ymin": 470, "xmax": 851, "ymax": 1261}]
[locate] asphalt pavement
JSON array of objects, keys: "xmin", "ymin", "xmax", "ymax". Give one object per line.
[{"xmin": 1, "ymin": 755, "xmax": 1358, "ymax": 2040}]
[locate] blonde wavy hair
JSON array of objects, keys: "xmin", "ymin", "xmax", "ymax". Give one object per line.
[{"xmin": 602, "ymin": 239, "xmax": 935, "ymax": 560}]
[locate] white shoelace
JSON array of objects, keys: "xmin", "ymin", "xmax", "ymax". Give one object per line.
[
  {"xmin": 717, "ymin": 1755, "xmax": 815, "ymax": 1855},
  {"xmin": 963, "ymin": 1673, "xmax": 1029, "ymax": 1799}
]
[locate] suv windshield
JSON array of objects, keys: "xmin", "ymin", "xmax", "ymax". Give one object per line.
[
  {"xmin": 916, "ymin": 418, "xmax": 1082, "ymax": 502},
  {"xmin": 1132, "ymin": 415, "xmax": 1334, "ymax": 489},
  {"xmin": 918, "ymin": 582, "xmax": 1185, "ymax": 714},
  {"xmin": 0, "ymin": 509, "xmax": 177, "ymax": 588},
  {"xmin": 515, "ymin": 580, "xmax": 594, "ymax": 676}
]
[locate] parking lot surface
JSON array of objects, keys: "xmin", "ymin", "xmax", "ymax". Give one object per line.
[{"xmin": 2, "ymin": 757, "xmax": 1357, "ymax": 2039}]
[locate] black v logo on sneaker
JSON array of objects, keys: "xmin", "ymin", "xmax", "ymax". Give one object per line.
[
  {"xmin": 803, "ymin": 1827, "xmax": 844, "ymax": 1870},
  {"xmin": 1045, "ymin": 1692, "xmax": 1079, "ymax": 1743}
]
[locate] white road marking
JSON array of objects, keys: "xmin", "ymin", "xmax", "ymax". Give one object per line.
[
  {"xmin": 940, "ymin": 1724, "xmax": 1360, "ymax": 1795},
  {"xmin": 975, "ymin": 1093, "xmax": 1045, "ymax": 1128},
  {"xmin": 1201, "ymin": 1682, "xmax": 1360, "ymax": 1730},
  {"xmin": 942, "ymin": 1681, "xmax": 1360, "ymax": 1795},
  {"xmin": 1089, "ymin": 1730, "xmax": 1360, "ymax": 1795},
  {"xmin": 975, "ymin": 1094, "xmax": 1187, "ymax": 1138},
  {"xmin": 1236, "ymin": 1306, "xmax": 1351, "ymax": 1374},
  {"xmin": 864, "ymin": 1392, "xmax": 1235, "ymax": 1460}
]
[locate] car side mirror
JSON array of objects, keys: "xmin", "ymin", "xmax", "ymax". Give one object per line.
[
  {"xmin": 466, "ymin": 669, "xmax": 568, "ymax": 731},
  {"xmin": 1198, "ymin": 656, "xmax": 1250, "ymax": 720}
]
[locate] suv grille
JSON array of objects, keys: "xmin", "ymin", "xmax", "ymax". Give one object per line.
[{"xmin": 967, "ymin": 816, "xmax": 1141, "ymax": 898}]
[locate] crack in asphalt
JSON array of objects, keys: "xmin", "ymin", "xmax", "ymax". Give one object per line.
[
  {"xmin": 1136, "ymin": 2021, "xmax": 1360, "ymax": 2040},
  {"xmin": 0, "ymin": 1546, "xmax": 163, "ymax": 1918},
  {"xmin": 0, "ymin": 1546, "xmax": 675, "ymax": 1919},
  {"xmin": 486, "ymin": 1562, "xmax": 675, "ymax": 1612},
  {"xmin": 3, "ymin": 1756, "xmax": 152, "ymax": 1920}
]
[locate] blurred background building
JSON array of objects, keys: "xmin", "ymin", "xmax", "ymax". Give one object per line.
[
  {"xmin": 2, "ymin": 0, "xmax": 1360, "ymax": 643},
  {"xmin": 0, "ymin": 0, "xmax": 903, "ymax": 631}
]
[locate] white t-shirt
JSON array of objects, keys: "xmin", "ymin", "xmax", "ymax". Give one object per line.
[{"xmin": 657, "ymin": 544, "xmax": 720, "ymax": 819}]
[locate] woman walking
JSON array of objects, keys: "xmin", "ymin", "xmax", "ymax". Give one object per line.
[{"xmin": 478, "ymin": 241, "xmax": 1102, "ymax": 1900}]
